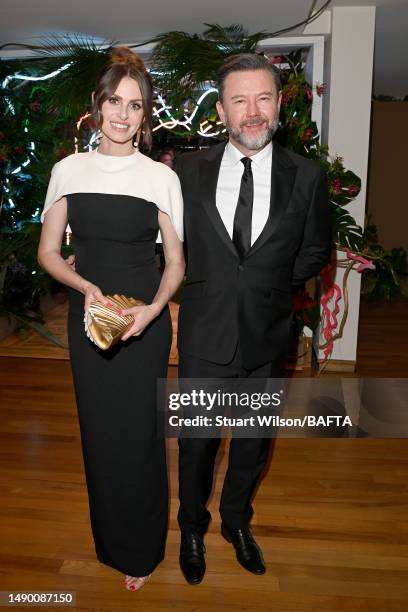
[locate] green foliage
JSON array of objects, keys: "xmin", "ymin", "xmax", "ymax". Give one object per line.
[
  {"xmin": 34, "ymin": 35, "xmax": 112, "ymax": 121},
  {"xmin": 0, "ymin": 223, "xmax": 49, "ymax": 317},
  {"xmin": 292, "ymin": 287, "xmax": 321, "ymax": 334},
  {"xmin": 0, "ymin": 55, "xmax": 78, "ymax": 229},
  {"xmin": 0, "ymin": 24, "xmax": 405, "ymax": 340},
  {"xmin": 360, "ymin": 222, "xmax": 408, "ymax": 300},
  {"xmin": 331, "ymin": 205, "xmax": 364, "ymax": 251},
  {"xmin": 151, "ymin": 24, "xmax": 264, "ymax": 104}
]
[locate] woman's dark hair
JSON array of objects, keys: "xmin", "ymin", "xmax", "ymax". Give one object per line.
[
  {"xmin": 92, "ymin": 46, "xmax": 153, "ymax": 151},
  {"xmin": 217, "ymin": 53, "xmax": 281, "ymax": 103}
]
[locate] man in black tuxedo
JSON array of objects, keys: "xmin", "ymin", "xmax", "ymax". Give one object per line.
[{"xmin": 176, "ymin": 54, "xmax": 331, "ymax": 584}]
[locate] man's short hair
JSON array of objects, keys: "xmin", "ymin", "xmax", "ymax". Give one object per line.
[{"xmin": 217, "ymin": 53, "xmax": 281, "ymax": 102}]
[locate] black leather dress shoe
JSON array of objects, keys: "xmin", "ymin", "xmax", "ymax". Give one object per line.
[
  {"xmin": 179, "ymin": 531, "xmax": 206, "ymax": 585},
  {"xmin": 221, "ymin": 524, "xmax": 266, "ymax": 575}
]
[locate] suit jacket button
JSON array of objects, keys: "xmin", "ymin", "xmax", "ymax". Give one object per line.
[{"xmin": 238, "ymin": 264, "xmax": 244, "ymax": 271}]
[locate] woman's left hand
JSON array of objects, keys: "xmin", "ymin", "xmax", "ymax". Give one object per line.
[{"xmin": 120, "ymin": 303, "xmax": 161, "ymax": 341}]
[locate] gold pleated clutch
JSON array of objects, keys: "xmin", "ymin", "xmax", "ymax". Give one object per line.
[{"xmin": 84, "ymin": 294, "xmax": 145, "ymax": 350}]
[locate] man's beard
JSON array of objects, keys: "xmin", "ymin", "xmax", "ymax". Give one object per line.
[{"xmin": 225, "ymin": 115, "xmax": 279, "ymax": 151}]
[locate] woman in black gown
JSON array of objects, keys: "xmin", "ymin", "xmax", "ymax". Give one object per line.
[{"xmin": 38, "ymin": 48, "xmax": 185, "ymax": 591}]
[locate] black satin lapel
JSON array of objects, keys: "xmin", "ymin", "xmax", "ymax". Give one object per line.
[
  {"xmin": 199, "ymin": 145, "xmax": 238, "ymax": 257},
  {"xmin": 246, "ymin": 147, "xmax": 297, "ymax": 259}
]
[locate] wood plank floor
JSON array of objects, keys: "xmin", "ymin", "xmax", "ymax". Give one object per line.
[{"xmin": 0, "ymin": 297, "xmax": 407, "ymax": 611}]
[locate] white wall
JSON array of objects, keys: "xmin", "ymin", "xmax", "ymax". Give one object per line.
[{"xmin": 317, "ymin": 6, "xmax": 376, "ymax": 366}]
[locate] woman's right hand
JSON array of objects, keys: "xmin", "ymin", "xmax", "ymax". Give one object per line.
[{"xmin": 83, "ymin": 283, "xmax": 111, "ymax": 312}]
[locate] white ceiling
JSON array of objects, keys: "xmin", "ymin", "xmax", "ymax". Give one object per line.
[{"xmin": 1, "ymin": 0, "xmax": 407, "ymax": 96}]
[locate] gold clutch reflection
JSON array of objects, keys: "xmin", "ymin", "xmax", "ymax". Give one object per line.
[{"xmin": 84, "ymin": 294, "xmax": 145, "ymax": 350}]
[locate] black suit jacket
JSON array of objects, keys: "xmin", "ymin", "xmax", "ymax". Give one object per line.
[{"xmin": 176, "ymin": 140, "xmax": 332, "ymax": 369}]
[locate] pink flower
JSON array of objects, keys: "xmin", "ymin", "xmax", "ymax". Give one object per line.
[
  {"xmin": 330, "ymin": 178, "xmax": 342, "ymax": 195},
  {"xmin": 347, "ymin": 184, "xmax": 359, "ymax": 196}
]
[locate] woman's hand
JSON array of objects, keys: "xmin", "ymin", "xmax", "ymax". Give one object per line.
[
  {"xmin": 120, "ymin": 303, "xmax": 160, "ymax": 341},
  {"xmin": 84, "ymin": 283, "xmax": 111, "ymax": 313}
]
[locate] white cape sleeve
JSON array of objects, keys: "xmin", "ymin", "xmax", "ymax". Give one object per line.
[
  {"xmin": 40, "ymin": 160, "xmax": 71, "ymax": 231},
  {"xmin": 155, "ymin": 167, "xmax": 184, "ymax": 243}
]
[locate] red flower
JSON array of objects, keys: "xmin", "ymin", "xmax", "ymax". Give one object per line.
[
  {"xmin": 288, "ymin": 117, "xmax": 299, "ymax": 129},
  {"xmin": 281, "ymin": 84, "xmax": 298, "ymax": 106},
  {"xmin": 305, "ymin": 88, "xmax": 313, "ymax": 102},
  {"xmin": 56, "ymin": 148, "xmax": 70, "ymax": 159},
  {"xmin": 30, "ymin": 101, "xmax": 41, "ymax": 112},
  {"xmin": 316, "ymin": 83, "xmax": 326, "ymax": 97},
  {"xmin": 330, "ymin": 177, "xmax": 342, "ymax": 195},
  {"xmin": 301, "ymin": 128, "xmax": 314, "ymax": 142},
  {"xmin": 14, "ymin": 146, "xmax": 24, "ymax": 154},
  {"xmin": 0, "ymin": 131, "xmax": 4, "ymax": 141},
  {"xmin": 320, "ymin": 263, "xmax": 334, "ymax": 289},
  {"xmin": 292, "ymin": 289, "xmax": 316, "ymax": 312},
  {"xmin": 0, "ymin": 154, "xmax": 6, "ymax": 163},
  {"xmin": 281, "ymin": 93, "xmax": 290, "ymax": 106},
  {"xmin": 347, "ymin": 184, "xmax": 359, "ymax": 196},
  {"xmin": 271, "ymin": 56, "xmax": 284, "ymax": 64}
]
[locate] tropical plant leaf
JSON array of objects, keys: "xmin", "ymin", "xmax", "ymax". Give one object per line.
[
  {"xmin": 151, "ymin": 23, "xmax": 269, "ymax": 105},
  {"xmin": 151, "ymin": 31, "xmax": 220, "ymax": 101},
  {"xmin": 32, "ymin": 34, "xmax": 113, "ymax": 121},
  {"xmin": 202, "ymin": 23, "xmax": 265, "ymax": 52},
  {"xmin": 331, "ymin": 203, "xmax": 364, "ymax": 250},
  {"xmin": 12, "ymin": 313, "xmax": 67, "ymax": 348}
]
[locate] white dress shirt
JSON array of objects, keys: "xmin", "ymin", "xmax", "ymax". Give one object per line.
[{"xmin": 216, "ymin": 141, "xmax": 272, "ymax": 246}]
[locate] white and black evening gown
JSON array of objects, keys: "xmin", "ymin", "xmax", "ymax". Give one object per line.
[{"xmin": 41, "ymin": 149, "xmax": 184, "ymax": 576}]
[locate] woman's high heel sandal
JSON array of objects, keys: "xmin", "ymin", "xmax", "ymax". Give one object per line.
[{"xmin": 124, "ymin": 574, "xmax": 151, "ymax": 591}]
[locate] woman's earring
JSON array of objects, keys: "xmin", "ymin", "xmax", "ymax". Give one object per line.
[
  {"xmin": 133, "ymin": 128, "xmax": 142, "ymax": 149},
  {"xmin": 94, "ymin": 110, "xmax": 103, "ymax": 144},
  {"xmin": 95, "ymin": 129, "xmax": 103, "ymax": 144}
]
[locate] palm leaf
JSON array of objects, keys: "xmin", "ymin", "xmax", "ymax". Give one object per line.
[
  {"xmin": 13, "ymin": 313, "xmax": 67, "ymax": 348},
  {"xmin": 202, "ymin": 23, "xmax": 264, "ymax": 52},
  {"xmin": 151, "ymin": 23, "xmax": 268, "ymax": 104},
  {"xmin": 32, "ymin": 34, "xmax": 113, "ymax": 120},
  {"xmin": 151, "ymin": 31, "xmax": 220, "ymax": 99}
]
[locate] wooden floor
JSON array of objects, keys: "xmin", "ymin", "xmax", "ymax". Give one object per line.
[{"xmin": 0, "ymin": 297, "xmax": 408, "ymax": 611}]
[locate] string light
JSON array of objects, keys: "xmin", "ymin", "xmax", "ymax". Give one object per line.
[
  {"xmin": 2, "ymin": 63, "xmax": 72, "ymax": 89},
  {"xmin": 2, "ymin": 59, "xmax": 223, "ymax": 209},
  {"xmin": 152, "ymin": 87, "xmax": 224, "ymax": 137},
  {"xmin": 75, "ymin": 112, "xmax": 92, "ymax": 152},
  {"xmin": 2, "ymin": 63, "xmax": 72, "ymax": 183}
]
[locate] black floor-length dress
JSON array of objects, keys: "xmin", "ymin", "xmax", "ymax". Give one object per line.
[{"xmin": 41, "ymin": 149, "xmax": 183, "ymax": 576}]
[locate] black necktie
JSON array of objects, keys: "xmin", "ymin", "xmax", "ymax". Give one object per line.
[{"xmin": 232, "ymin": 157, "xmax": 253, "ymax": 258}]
